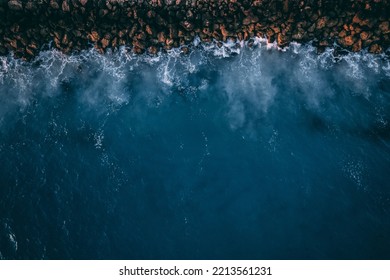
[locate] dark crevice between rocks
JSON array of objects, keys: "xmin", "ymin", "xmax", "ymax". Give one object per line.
[{"xmin": 0, "ymin": 0, "xmax": 389, "ymax": 60}]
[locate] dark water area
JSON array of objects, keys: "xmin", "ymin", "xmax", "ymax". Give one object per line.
[{"xmin": 0, "ymin": 40, "xmax": 390, "ymax": 259}]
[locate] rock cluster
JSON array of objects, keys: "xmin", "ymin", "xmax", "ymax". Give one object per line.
[{"xmin": 0, "ymin": 0, "xmax": 389, "ymax": 59}]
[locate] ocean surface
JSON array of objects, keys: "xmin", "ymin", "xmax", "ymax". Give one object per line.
[{"xmin": 0, "ymin": 40, "xmax": 389, "ymax": 259}]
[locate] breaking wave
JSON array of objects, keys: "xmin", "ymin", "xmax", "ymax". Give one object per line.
[{"xmin": 1, "ymin": 39, "xmax": 389, "ymax": 121}]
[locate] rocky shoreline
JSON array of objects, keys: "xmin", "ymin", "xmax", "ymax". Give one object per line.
[{"xmin": 0, "ymin": 0, "xmax": 389, "ymax": 59}]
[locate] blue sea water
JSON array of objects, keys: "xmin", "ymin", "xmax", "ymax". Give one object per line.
[{"xmin": 0, "ymin": 40, "xmax": 389, "ymax": 259}]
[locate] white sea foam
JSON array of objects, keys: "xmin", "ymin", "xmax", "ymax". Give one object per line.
[
  {"xmin": 343, "ymin": 159, "xmax": 366, "ymax": 189},
  {"xmin": 0, "ymin": 39, "xmax": 388, "ymax": 132},
  {"xmin": 2, "ymin": 223, "xmax": 18, "ymax": 253}
]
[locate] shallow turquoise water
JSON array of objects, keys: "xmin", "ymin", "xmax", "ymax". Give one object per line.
[{"xmin": 0, "ymin": 42, "xmax": 389, "ymax": 259}]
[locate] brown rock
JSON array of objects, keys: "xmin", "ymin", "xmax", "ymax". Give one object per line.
[
  {"xmin": 157, "ymin": 32, "xmax": 166, "ymax": 44},
  {"xmin": 53, "ymin": 31, "xmax": 62, "ymax": 40},
  {"xmin": 352, "ymin": 39, "xmax": 362, "ymax": 52},
  {"xmin": 111, "ymin": 37, "xmax": 117, "ymax": 49},
  {"xmin": 145, "ymin": 25, "xmax": 153, "ymax": 36},
  {"xmin": 2, "ymin": 0, "xmax": 387, "ymax": 57},
  {"xmin": 360, "ymin": 31, "xmax": 370, "ymax": 41},
  {"xmin": 220, "ymin": 25, "xmax": 228, "ymax": 40},
  {"xmin": 283, "ymin": 0, "xmax": 289, "ymax": 13},
  {"xmin": 243, "ymin": 31, "xmax": 250, "ymax": 41},
  {"xmin": 118, "ymin": 30, "xmax": 126, "ymax": 38},
  {"xmin": 292, "ymin": 28, "xmax": 305, "ymax": 40},
  {"xmin": 147, "ymin": 10, "xmax": 156, "ymax": 18},
  {"xmin": 266, "ymin": 29, "xmax": 274, "ymax": 38},
  {"xmin": 182, "ymin": 21, "xmax": 193, "ymax": 31},
  {"xmin": 212, "ymin": 31, "xmax": 222, "ymax": 41},
  {"xmin": 339, "ymin": 35, "xmax": 355, "ymax": 47},
  {"xmin": 352, "ymin": 14, "xmax": 362, "ymax": 24},
  {"xmin": 8, "ymin": 0, "xmax": 23, "ymax": 10},
  {"xmin": 165, "ymin": 38, "xmax": 174, "ymax": 46},
  {"xmin": 344, "ymin": 35, "xmax": 355, "ymax": 46},
  {"xmin": 25, "ymin": 47, "xmax": 35, "ymax": 56},
  {"xmin": 169, "ymin": 26, "xmax": 178, "ymax": 39},
  {"xmin": 50, "ymin": 1, "xmax": 60, "ymax": 9},
  {"xmin": 136, "ymin": 32, "xmax": 146, "ymax": 41},
  {"xmin": 354, "ymin": 26, "xmax": 362, "ymax": 34},
  {"xmin": 338, "ymin": 30, "xmax": 347, "ymax": 38},
  {"xmin": 62, "ymin": 0, "xmax": 70, "ymax": 12},
  {"xmin": 316, "ymin": 17, "xmax": 327, "ymax": 29},
  {"xmin": 54, "ymin": 37, "xmax": 61, "ymax": 48},
  {"xmin": 62, "ymin": 34, "xmax": 68, "ymax": 45},
  {"xmin": 379, "ymin": 21, "xmax": 389, "ymax": 34},
  {"xmin": 88, "ymin": 31, "xmax": 100, "ymax": 42},
  {"xmin": 9, "ymin": 39, "xmax": 18, "ymax": 49},
  {"xmin": 25, "ymin": 1, "xmax": 34, "ymax": 10},
  {"xmin": 368, "ymin": 44, "xmax": 382, "ymax": 54},
  {"xmin": 243, "ymin": 17, "xmax": 251, "ymax": 25},
  {"xmin": 28, "ymin": 43, "xmax": 38, "ymax": 50},
  {"xmin": 247, "ymin": 24, "xmax": 255, "ymax": 34},
  {"xmin": 133, "ymin": 47, "xmax": 144, "ymax": 54},
  {"xmin": 99, "ymin": 9, "xmax": 108, "ymax": 17},
  {"xmin": 101, "ymin": 38, "xmax": 110, "ymax": 49},
  {"xmin": 319, "ymin": 40, "xmax": 329, "ymax": 47},
  {"xmin": 148, "ymin": 46, "xmax": 158, "ymax": 55},
  {"xmin": 128, "ymin": 25, "xmax": 138, "ymax": 38},
  {"xmin": 353, "ymin": 14, "xmax": 370, "ymax": 27},
  {"xmin": 254, "ymin": 23, "xmax": 263, "ymax": 31},
  {"xmin": 271, "ymin": 26, "xmax": 280, "ymax": 34},
  {"xmin": 277, "ymin": 33, "xmax": 289, "ymax": 47}
]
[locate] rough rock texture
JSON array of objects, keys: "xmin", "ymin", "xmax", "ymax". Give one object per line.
[{"xmin": 0, "ymin": 0, "xmax": 389, "ymax": 59}]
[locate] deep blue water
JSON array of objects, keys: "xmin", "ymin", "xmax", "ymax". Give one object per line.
[{"xmin": 0, "ymin": 41, "xmax": 390, "ymax": 259}]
